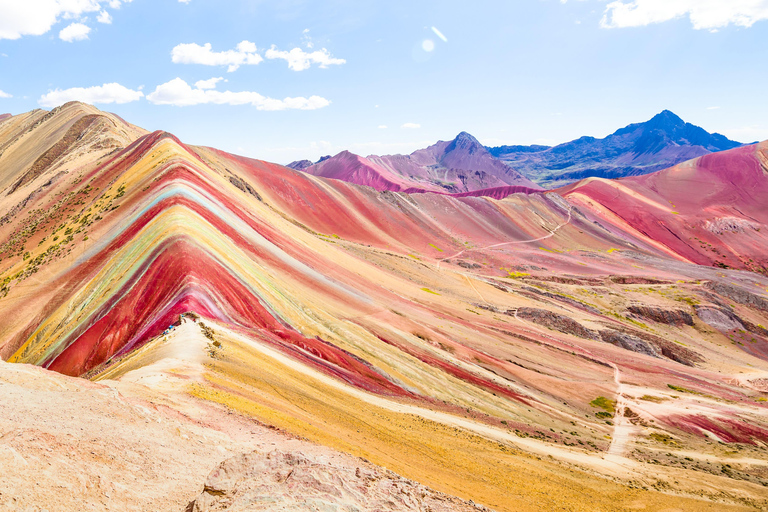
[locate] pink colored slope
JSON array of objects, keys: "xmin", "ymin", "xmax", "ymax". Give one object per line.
[
  {"xmin": 560, "ymin": 141, "xmax": 768, "ymax": 271},
  {"xmin": 303, "ymin": 150, "xmax": 446, "ymax": 193},
  {"xmin": 297, "ymin": 150, "xmax": 541, "ymax": 199}
]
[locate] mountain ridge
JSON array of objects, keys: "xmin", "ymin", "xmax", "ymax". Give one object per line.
[
  {"xmin": 488, "ymin": 110, "xmax": 743, "ymax": 188},
  {"xmin": 302, "ymin": 131, "xmax": 541, "ymax": 193}
]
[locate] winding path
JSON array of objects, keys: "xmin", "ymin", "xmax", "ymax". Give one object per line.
[
  {"xmin": 436, "ymin": 205, "xmax": 572, "ymax": 270},
  {"xmin": 431, "ymin": 200, "xmax": 633, "ymax": 457}
]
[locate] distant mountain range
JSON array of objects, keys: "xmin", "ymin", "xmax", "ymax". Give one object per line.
[
  {"xmin": 289, "ymin": 110, "xmax": 744, "ymax": 191},
  {"xmin": 487, "ymin": 110, "xmax": 744, "ymax": 188},
  {"xmin": 292, "ymin": 131, "xmax": 541, "ymax": 193}
]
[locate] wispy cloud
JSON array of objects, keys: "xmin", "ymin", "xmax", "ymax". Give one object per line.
[
  {"xmin": 146, "ymin": 77, "xmax": 330, "ymax": 110},
  {"xmin": 401, "ymin": 122, "xmax": 421, "ymax": 129},
  {"xmin": 38, "ymin": 83, "xmax": 143, "ymax": 107},
  {"xmin": 600, "ymin": 0, "xmax": 768, "ymax": 31},
  {"xmin": 707, "ymin": 106, "xmax": 720, "ymax": 110},
  {"xmin": 0, "ymin": 89, "xmax": 12, "ymax": 99},
  {"xmin": 170, "ymin": 39, "xmax": 346, "ymax": 73},
  {"xmin": 264, "ymin": 46, "xmax": 346, "ymax": 71}
]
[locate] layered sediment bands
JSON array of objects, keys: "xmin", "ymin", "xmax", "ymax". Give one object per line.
[{"xmin": 2, "ymin": 105, "xmax": 768, "ymax": 511}]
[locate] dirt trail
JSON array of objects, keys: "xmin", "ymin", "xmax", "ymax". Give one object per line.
[
  {"xmin": 512, "ymin": 310, "xmax": 635, "ymax": 460},
  {"xmin": 218, "ymin": 321, "xmax": 638, "ymax": 478},
  {"xmin": 436, "ymin": 205, "xmax": 572, "ymax": 269},
  {"xmin": 607, "ymin": 363, "xmax": 635, "ymax": 457}
]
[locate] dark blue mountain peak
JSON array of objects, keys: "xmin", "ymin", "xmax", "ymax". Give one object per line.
[
  {"xmin": 647, "ymin": 110, "xmax": 685, "ymax": 128},
  {"xmin": 485, "ymin": 111, "xmax": 744, "ymax": 188}
]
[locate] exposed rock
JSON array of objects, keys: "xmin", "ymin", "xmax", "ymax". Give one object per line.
[
  {"xmin": 516, "ymin": 307, "xmax": 600, "ymax": 340},
  {"xmin": 653, "ymin": 339, "xmax": 703, "ymax": 367},
  {"xmin": 599, "ymin": 329, "xmax": 660, "ymax": 358},
  {"xmin": 188, "ymin": 449, "xmax": 482, "ymax": 512},
  {"xmin": 228, "ymin": 175, "xmax": 262, "ymax": 201},
  {"xmin": 694, "ymin": 306, "xmax": 745, "ymax": 332},
  {"xmin": 704, "ymin": 217, "xmax": 760, "ymax": 235},
  {"xmin": 706, "ymin": 282, "xmax": 768, "ymax": 313},
  {"xmin": 627, "ymin": 305, "xmax": 694, "ymax": 326},
  {"xmin": 456, "ymin": 260, "xmax": 482, "ymax": 269},
  {"xmin": 609, "ymin": 276, "xmax": 671, "ymax": 285},
  {"xmin": 695, "ymin": 305, "xmax": 768, "ymax": 338},
  {"xmin": 599, "ymin": 325, "xmax": 704, "ymax": 366}
]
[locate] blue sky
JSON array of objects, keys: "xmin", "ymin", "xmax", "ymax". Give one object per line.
[{"xmin": 1, "ymin": 0, "xmax": 768, "ymax": 163}]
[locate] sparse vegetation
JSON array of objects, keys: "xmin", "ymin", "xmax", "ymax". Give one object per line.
[
  {"xmin": 590, "ymin": 396, "xmax": 616, "ymax": 413},
  {"xmin": 649, "ymin": 432, "xmax": 676, "ymax": 445},
  {"xmin": 667, "ymin": 384, "xmax": 700, "ymax": 395}
]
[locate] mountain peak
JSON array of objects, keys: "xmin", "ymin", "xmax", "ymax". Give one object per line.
[
  {"xmin": 646, "ymin": 110, "xmax": 685, "ymax": 129},
  {"xmin": 445, "ymin": 131, "xmax": 485, "ymax": 155},
  {"xmin": 452, "ymin": 131, "xmax": 481, "ymax": 146}
]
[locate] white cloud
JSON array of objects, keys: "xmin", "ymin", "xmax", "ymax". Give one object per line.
[
  {"xmin": 601, "ymin": 0, "xmax": 768, "ymax": 30},
  {"xmin": 178, "ymin": 0, "xmax": 191, "ymax": 3},
  {"xmin": 195, "ymin": 76, "xmax": 225, "ymax": 90},
  {"xmin": 97, "ymin": 10, "xmax": 111, "ymax": 23},
  {"xmin": 171, "ymin": 41, "xmax": 263, "ymax": 72},
  {"xmin": 264, "ymin": 45, "xmax": 346, "ymax": 71},
  {"xmin": 401, "ymin": 123, "xmax": 421, "ymax": 129},
  {"xmin": 146, "ymin": 77, "xmax": 330, "ymax": 111},
  {"xmin": 301, "ymin": 28, "xmax": 314, "ymax": 49},
  {"xmin": 707, "ymin": 106, "xmax": 720, "ymax": 110},
  {"xmin": 0, "ymin": 89, "xmax": 12, "ymax": 98},
  {"xmin": 0, "ymin": 0, "xmax": 131, "ymax": 40},
  {"xmin": 378, "ymin": 125, "xmax": 387, "ymax": 129},
  {"xmin": 38, "ymin": 82, "xmax": 143, "ymax": 107},
  {"xmin": 59, "ymin": 22, "xmax": 91, "ymax": 42}
]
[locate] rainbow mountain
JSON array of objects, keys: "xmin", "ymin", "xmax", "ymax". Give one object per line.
[{"xmin": 1, "ymin": 102, "xmax": 767, "ymax": 511}]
